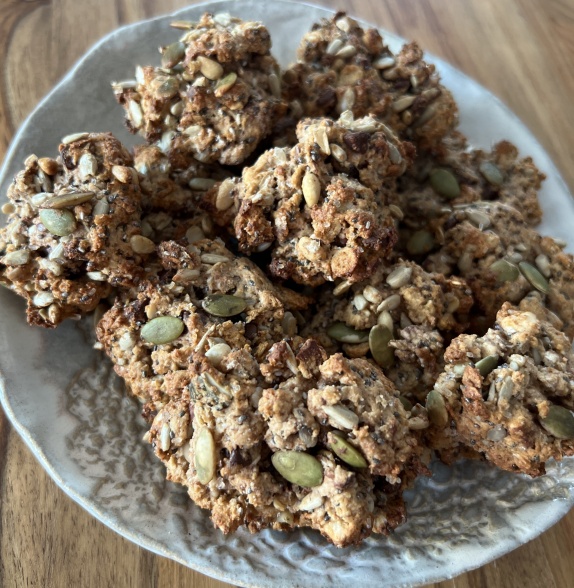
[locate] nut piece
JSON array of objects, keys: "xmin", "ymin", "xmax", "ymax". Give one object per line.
[
  {"xmin": 140, "ymin": 316, "xmax": 185, "ymax": 345},
  {"xmin": 195, "ymin": 427, "xmax": 217, "ymax": 485},
  {"xmin": 271, "ymin": 451, "xmax": 323, "ymax": 488}
]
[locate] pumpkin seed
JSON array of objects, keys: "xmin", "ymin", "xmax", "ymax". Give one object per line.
[
  {"xmin": 489, "ymin": 259, "xmax": 519, "ymax": 283},
  {"xmin": 406, "ymin": 230, "xmax": 435, "ymax": 255},
  {"xmin": 42, "ymin": 191, "xmax": 94, "ymax": 209},
  {"xmin": 140, "ymin": 316, "xmax": 184, "ymax": 344},
  {"xmin": 429, "ymin": 168, "xmax": 460, "ymax": 199},
  {"xmin": 479, "ymin": 161, "xmax": 504, "ymax": 186},
  {"xmin": 426, "ymin": 390, "xmax": 448, "ymax": 427},
  {"xmin": 271, "ymin": 451, "xmax": 323, "ymax": 488},
  {"xmin": 475, "ymin": 354, "xmax": 499, "ymax": 377},
  {"xmin": 39, "ymin": 208, "xmax": 76, "ymax": 236},
  {"xmin": 327, "ymin": 431, "xmax": 367, "ymax": 468},
  {"xmin": 195, "ymin": 427, "xmax": 217, "ymax": 484},
  {"xmin": 214, "ymin": 72, "xmax": 237, "ymax": 96},
  {"xmin": 162, "ymin": 41, "xmax": 185, "ymax": 68},
  {"xmin": 202, "ymin": 294, "xmax": 246, "ymax": 317},
  {"xmin": 540, "ymin": 405, "xmax": 574, "ymax": 439},
  {"xmin": 369, "ymin": 325, "xmax": 394, "ymax": 369},
  {"xmin": 155, "ymin": 76, "xmax": 179, "ymax": 99},
  {"xmin": 399, "ymin": 396, "xmax": 413, "ymax": 411},
  {"xmin": 326, "ymin": 322, "xmax": 369, "ymax": 344},
  {"xmin": 519, "ymin": 261, "xmax": 550, "ymax": 294}
]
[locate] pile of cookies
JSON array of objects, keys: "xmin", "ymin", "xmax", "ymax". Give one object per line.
[{"xmin": 1, "ymin": 12, "xmax": 573, "ymax": 547}]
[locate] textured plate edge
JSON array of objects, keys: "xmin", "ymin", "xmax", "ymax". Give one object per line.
[{"xmin": 0, "ymin": 1, "xmax": 572, "ymax": 587}]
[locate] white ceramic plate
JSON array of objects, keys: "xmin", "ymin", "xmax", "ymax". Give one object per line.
[{"xmin": 1, "ymin": 2, "xmax": 574, "ymax": 587}]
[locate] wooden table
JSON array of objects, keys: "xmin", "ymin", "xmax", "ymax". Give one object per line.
[{"xmin": 1, "ymin": 0, "xmax": 574, "ymax": 586}]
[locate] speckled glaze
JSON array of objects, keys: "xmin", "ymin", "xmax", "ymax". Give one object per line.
[{"xmin": 1, "ymin": 2, "xmax": 574, "ymax": 588}]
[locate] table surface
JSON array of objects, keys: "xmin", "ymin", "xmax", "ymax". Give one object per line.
[{"xmin": 1, "ymin": 0, "xmax": 574, "ymax": 586}]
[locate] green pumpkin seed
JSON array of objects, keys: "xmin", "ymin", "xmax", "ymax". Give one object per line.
[
  {"xmin": 195, "ymin": 427, "xmax": 217, "ymax": 484},
  {"xmin": 489, "ymin": 259, "xmax": 519, "ymax": 283},
  {"xmin": 406, "ymin": 230, "xmax": 435, "ymax": 255},
  {"xmin": 162, "ymin": 41, "xmax": 185, "ymax": 68},
  {"xmin": 479, "ymin": 161, "xmax": 504, "ymax": 186},
  {"xmin": 369, "ymin": 325, "xmax": 394, "ymax": 368},
  {"xmin": 39, "ymin": 208, "xmax": 76, "ymax": 236},
  {"xmin": 540, "ymin": 405, "xmax": 574, "ymax": 439},
  {"xmin": 327, "ymin": 431, "xmax": 368, "ymax": 468},
  {"xmin": 426, "ymin": 390, "xmax": 448, "ymax": 427},
  {"xmin": 156, "ymin": 77, "xmax": 179, "ymax": 99},
  {"xmin": 429, "ymin": 168, "xmax": 460, "ymax": 199},
  {"xmin": 215, "ymin": 72, "xmax": 238, "ymax": 96},
  {"xmin": 140, "ymin": 316, "xmax": 184, "ymax": 344},
  {"xmin": 326, "ymin": 322, "xmax": 369, "ymax": 344},
  {"xmin": 519, "ymin": 261, "xmax": 550, "ymax": 294},
  {"xmin": 399, "ymin": 396, "xmax": 413, "ymax": 411},
  {"xmin": 42, "ymin": 191, "xmax": 94, "ymax": 209},
  {"xmin": 475, "ymin": 354, "xmax": 499, "ymax": 377},
  {"xmin": 202, "ymin": 294, "xmax": 247, "ymax": 317},
  {"xmin": 271, "ymin": 451, "xmax": 323, "ymax": 488}
]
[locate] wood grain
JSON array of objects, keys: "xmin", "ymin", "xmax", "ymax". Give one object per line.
[{"xmin": 1, "ymin": 1, "xmax": 573, "ymax": 587}]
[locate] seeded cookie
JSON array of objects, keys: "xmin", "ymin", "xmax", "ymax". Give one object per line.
[
  {"xmin": 427, "ymin": 303, "xmax": 574, "ymax": 476},
  {"xmin": 282, "ymin": 13, "xmax": 457, "ymax": 150},
  {"xmin": 113, "ymin": 13, "xmax": 286, "ymax": 166},
  {"xmin": 0, "ymin": 132, "xmax": 148, "ymax": 327}
]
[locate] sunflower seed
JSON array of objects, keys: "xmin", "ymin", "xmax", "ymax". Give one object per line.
[
  {"xmin": 160, "ymin": 423, "xmax": 171, "ymax": 452},
  {"xmin": 215, "ymin": 181, "xmax": 235, "ymax": 211},
  {"xmin": 412, "ymin": 104, "xmax": 437, "ymax": 128},
  {"xmin": 519, "ymin": 261, "xmax": 550, "ymax": 294},
  {"xmin": 162, "ymin": 41, "xmax": 185, "ymax": 68},
  {"xmin": 1, "ymin": 202, "xmax": 15, "ymax": 214},
  {"xmin": 156, "ymin": 76, "xmax": 180, "ymax": 99},
  {"xmin": 466, "ymin": 209, "xmax": 491, "ymax": 229},
  {"xmin": 189, "ymin": 177, "xmax": 217, "ymax": 191},
  {"xmin": 314, "ymin": 127, "xmax": 330, "ymax": 154},
  {"xmin": 298, "ymin": 493, "xmax": 323, "ymax": 512},
  {"xmin": 215, "ymin": 72, "xmax": 238, "ymax": 96},
  {"xmin": 389, "ymin": 204, "xmax": 404, "ymax": 220},
  {"xmin": 376, "ymin": 294, "xmax": 401, "ymax": 313},
  {"xmin": 540, "ymin": 405, "xmax": 574, "ymax": 439},
  {"xmin": 86, "ymin": 271, "xmax": 106, "ymax": 281},
  {"xmin": 202, "ymin": 294, "xmax": 246, "ymax": 317},
  {"xmin": 392, "ymin": 95, "xmax": 416, "ymax": 113},
  {"xmin": 377, "ymin": 310, "xmax": 394, "ymax": 332},
  {"xmin": 205, "ymin": 342, "xmax": 232, "ymax": 368},
  {"xmin": 3, "ymin": 250, "xmax": 30, "ymax": 265},
  {"xmin": 185, "ymin": 225, "xmax": 205, "ymax": 244},
  {"xmin": 200, "ymin": 253, "xmax": 229, "ymax": 264},
  {"xmin": 39, "ymin": 209, "xmax": 76, "ymax": 236},
  {"xmin": 335, "ymin": 44, "xmax": 357, "ymax": 59},
  {"xmin": 42, "ymin": 191, "xmax": 94, "ymax": 209},
  {"xmin": 330, "ymin": 144, "xmax": 347, "ymax": 162},
  {"xmin": 406, "ymin": 230, "xmax": 435, "ymax": 255},
  {"xmin": 302, "ymin": 171, "xmax": 321, "ymax": 207},
  {"xmin": 141, "ymin": 316, "xmax": 184, "ymax": 344},
  {"xmin": 535, "ymin": 254, "xmax": 551, "ymax": 278},
  {"xmin": 61, "ymin": 132, "xmax": 89, "ymax": 145},
  {"xmin": 326, "ymin": 38, "xmax": 344, "ymax": 55},
  {"xmin": 197, "ymin": 56, "xmax": 223, "ymax": 80},
  {"xmin": 362, "ymin": 285, "xmax": 382, "ymax": 304},
  {"xmin": 282, "ymin": 312, "xmax": 298, "ymax": 337},
  {"xmin": 489, "ymin": 259, "xmax": 519, "ymax": 282},
  {"xmin": 327, "ymin": 322, "xmax": 369, "ymax": 343},
  {"xmin": 374, "ymin": 55, "xmax": 396, "ymax": 69},
  {"xmin": 111, "ymin": 165, "xmax": 135, "ymax": 184},
  {"xmin": 386, "ymin": 265, "xmax": 412, "ymax": 289},
  {"xmin": 327, "ymin": 431, "xmax": 367, "ymax": 468},
  {"xmin": 479, "ymin": 161, "xmax": 504, "ymax": 186},
  {"xmin": 430, "ymin": 168, "xmax": 460, "ymax": 199},
  {"xmin": 268, "ymin": 72, "xmax": 281, "ymax": 98},
  {"xmin": 475, "ymin": 355, "xmax": 499, "ymax": 377},
  {"xmin": 78, "ymin": 153, "xmax": 98, "ymax": 179},
  {"xmin": 93, "ymin": 200, "xmax": 110, "ymax": 216},
  {"xmin": 369, "ymin": 325, "xmax": 394, "ymax": 368},
  {"xmin": 333, "ymin": 279, "xmax": 352, "ymax": 296},
  {"xmin": 486, "ymin": 425, "xmax": 507, "ymax": 441},
  {"xmin": 337, "ymin": 87, "xmax": 356, "ymax": 113},
  {"xmin": 272, "ymin": 451, "xmax": 323, "ymax": 488},
  {"xmin": 426, "ymin": 390, "xmax": 448, "ymax": 427},
  {"xmin": 128, "ymin": 101, "xmax": 143, "ymax": 127},
  {"xmin": 170, "ymin": 101, "xmax": 184, "ymax": 117},
  {"xmin": 353, "ymin": 294, "xmax": 368, "ymax": 311},
  {"xmin": 498, "ymin": 376, "xmax": 514, "ymax": 405},
  {"xmin": 170, "ymin": 20, "xmax": 195, "ymax": 29},
  {"xmin": 130, "ymin": 235, "xmax": 155, "ymax": 254},
  {"xmin": 335, "ymin": 16, "xmax": 351, "ymax": 32},
  {"xmin": 195, "ymin": 427, "xmax": 217, "ymax": 484}
]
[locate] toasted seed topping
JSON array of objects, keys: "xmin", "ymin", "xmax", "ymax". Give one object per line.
[
  {"xmin": 369, "ymin": 325, "xmax": 394, "ymax": 369},
  {"xmin": 426, "ymin": 390, "xmax": 448, "ymax": 427},
  {"xmin": 429, "ymin": 168, "xmax": 460, "ymax": 199},
  {"xmin": 268, "ymin": 72, "xmax": 281, "ymax": 98},
  {"xmin": 323, "ymin": 404, "xmax": 359, "ymax": 429},
  {"xmin": 475, "ymin": 354, "xmax": 499, "ymax": 377},
  {"xmin": 327, "ymin": 322, "xmax": 369, "ymax": 344},
  {"xmin": 302, "ymin": 171, "xmax": 321, "ymax": 207},
  {"xmin": 386, "ymin": 265, "xmax": 412, "ymax": 289},
  {"xmin": 392, "ymin": 95, "xmax": 416, "ymax": 113},
  {"xmin": 374, "ymin": 55, "xmax": 396, "ymax": 69},
  {"xmin": 39, "ymin": 208, "xmax": 76, "ymax": 236},
  {"xmin": 162, "ymin": 41, "xmax": 185, "ymax": 68},
  {"xmin": 61, "ymin": 132, "xmax": 89, "ymax": 145},
  {"xmin": 214, "ymin": 72, "xmax": 238, "ymax": 96},
  {"xmin": 314, "ymin": 127, "xmax": 330, "ymax": 155},
  {"xmin": 86, "ymin": 271, "xmax": 106, "ymax": 281},
  {"xmin": 271, "ymin": 451, "xmax": 323, "ymax": 488},
  {"xmin": 540, "ymin": 405, "xmax": 574, "ymax": 439},
  {"xmin": 327, "ymin": 431, "xmax": 367, "ymax": 468},
  {"xmin": 489, "ymin": 259, "xmax": 519, "ymax": 283},
  {"xmin": 479, "ymin": 161, "xmax": 504, "ymax": 186},
  {"xmin": 376, "ymin": 294, "xmax": 401, "ymax": 313},
  {"xmin": 200, "ymin": 253, "xmax": 229, "ymax": 264},
  {"xmin": 215, "ymin": 180, "xmax": 235, "ymax": 211},
  {"xmin": 130, "ymin": 235, "xmax": 155, "ymax": 254},
  {"xmin": 519, "ymin": 261, "xmax": 550, "ymax": 294},
  {"xmin": 202, "ymin": 294, "xmax": 246, "ymax": 317},
  {"xmin": 141, "ymin": 316, "xmax": 184, "ymax": 345},
  {"xmin": 93, "ymin": 200, "xmax": 110, "ymax": 216},
  {"xmin": 38, "ymin": 157, "xmax": 60, "ymax": 176},
  {"xmin": 205, "ymin": 342, "xmax": 232, "ymax": 368},
  {"xmin": 160, "ymin": 423, "xmax": 171, "ymax": 452},
  {"xmin": 41, "ymin": 191, "xmax": 94, "ymax": 209},
  {"xmin": 128, "ymin": 100, "xmax": 143, "ymax": 127},
  {"xmin": 298, "ymin": 493, "xmax": 323, "ymax": 512},
  {"xmin": 189, "ymin": 177, "xmax": 217, "ymax": 191},
  {"xmin": 170, "ymin": 20, "xmax": 194, "ymax": 29},
  {"xmin": 362, "ymin": 285, "xmax": 382, "ymax": 304},
  {"xmin": 78, "ymin": 153, "xmax": 98, "ymax": 179},
  {"xmin": 466, "ymin": 209, "xmax": 491, "ymax": 229},
  {"xmin": 2, "ymin": 250, "xmax": 30, "ymax": 266},
  {"xmin": 1, "ymin": 202, "xmax": 15, "ymax": 214},
  {"xmin": 195, "ymin": 427, "xmax": 217, "ymax": 484},
  {"xmin": 338, "ymin": 87, "xmax": 356, "ymax": 113},
  {"xmin": 326, "ymin": 39, "xmax": 344, "ymax": 55},
  {"xmin": 197, "ymin": 56, "xmax": 223, "ymax": 80},
  {"xmin": 399, "ymin": 396, "xmax": 413, "ymax": 411},
  {"xmin": 155, "ymin": 76, "xmax": 179, "ymax": 99},
  {"xmin": 406, "ymin": 230, "xmax": 435, "ymax": 255},
  {"xmin": 185, "ymin": 225, "xmax": 205, "ymax": 243},
  {"xmin": 335, "ymin": 44, "xmax": 357, "ymax": 59},
  {"xmin": 535, "ymin": 254, "xmax": 552, "ymax": 278}
]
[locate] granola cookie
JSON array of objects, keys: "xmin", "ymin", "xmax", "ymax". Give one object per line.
[
  {"xmin": 113, "ymin": 13, "xmax": 286, "ymax": 166},
  {"xmin": 204, "ymin": 114, "xmax": 413, "ymax": 285},
  {"xmin": 428, "ymin": 303, "xmax": 574, "ymax": 476},
  {"xmin": 0, "ymin": 132, "xmax": 148, "ymax": 327},
  {"xmin": 282, "ymin": 13, "xmax": 457, "ymax": 149}
]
